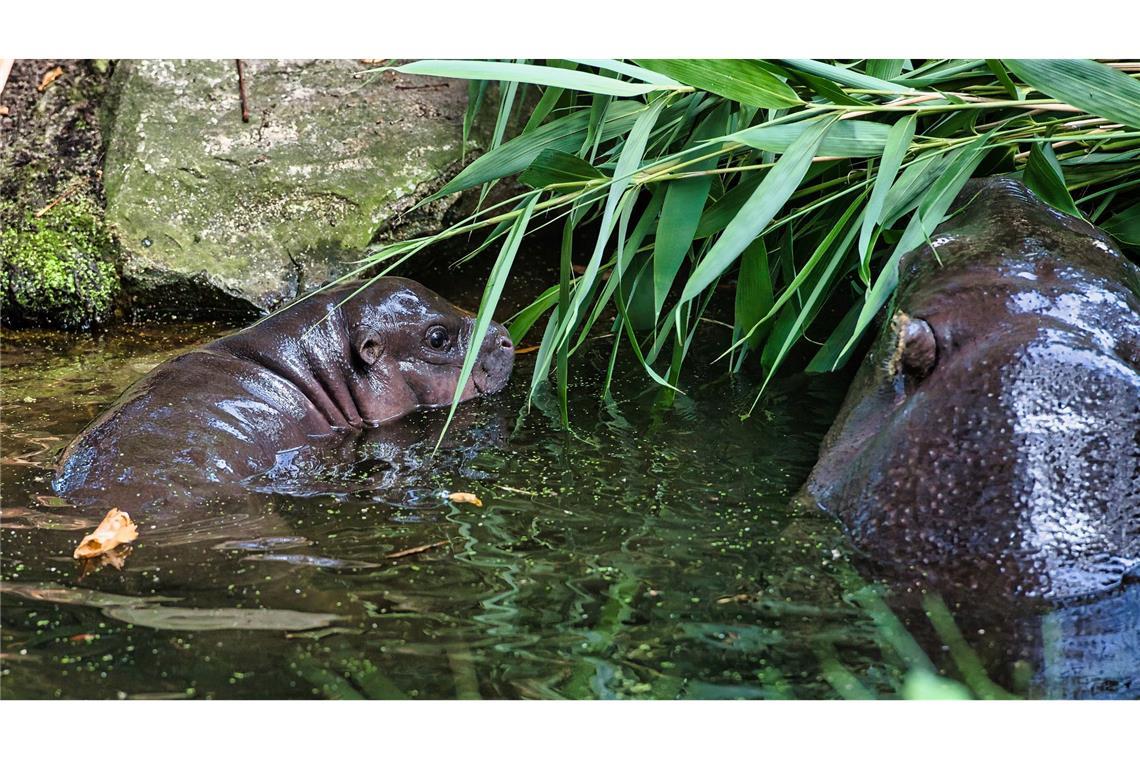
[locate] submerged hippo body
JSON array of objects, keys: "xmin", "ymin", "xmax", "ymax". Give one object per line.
[
  {"xmin": 805, "ymin": 178, "xmax": 1140, "ymax": 600},
  {"xmin": 54, "ymin": 277, "xmax": 514, "ymax": 511}
]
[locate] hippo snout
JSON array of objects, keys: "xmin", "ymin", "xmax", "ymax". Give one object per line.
[{"xmin": 476, "ymin": 323, "xmax": 514, "ymax": 395}]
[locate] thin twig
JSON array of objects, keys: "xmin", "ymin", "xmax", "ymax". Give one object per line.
[
  {"xmin": 235, "ymin": 59, "xmax": 250, "ymax": 123},
  {"xmin": 386, "ymin": 540, "xmax": 448, "ymax": 560},
  {"xmin": 394, "ymin": 83, "xmax": 451, "ymax": 91},
  {"xmin": 34, "ymin": 182, "xmax": 81, "ymax": 218},
  {"xmin": 1013, "ymin": 126, "xmax": 1123, "ymax": 160}
]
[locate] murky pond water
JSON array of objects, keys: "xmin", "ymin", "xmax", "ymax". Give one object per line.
[{"xmin": 2, "ymin": 283, "xmax": 1135, "ymax": 699}]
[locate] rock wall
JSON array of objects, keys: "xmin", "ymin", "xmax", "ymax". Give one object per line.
[
  {"xmin": 103, "ymin": 59, "xmax": 483, "ymax": 318},
  {"xmin": 2, "ymin": 59, "xmax": 488, "ymax": 328}
]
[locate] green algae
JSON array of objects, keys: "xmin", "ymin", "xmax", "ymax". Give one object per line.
[{"xmin": 1, "ymin": 197, "xmax": 119, "ymax": 330}]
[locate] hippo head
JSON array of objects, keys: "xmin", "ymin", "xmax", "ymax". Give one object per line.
[
  {"xmin": 804, "ymin": 179, "xmax": 1140, "ymax": 599},
  {"xmin": 331, "ymin": 277, "xmax": 515, "ymax": 424}
]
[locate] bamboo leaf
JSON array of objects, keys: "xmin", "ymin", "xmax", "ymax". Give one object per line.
[
  {"xmin": 521, "ymin": 61, "xmax": 578, "ymax": 135},
  {"xmin": 522, "ymin": 85, "xmax": 565, "ymax": 134},
  {"xmin": 782, "ymin": 59, "xmax": 916, "ymax": 94},
  {"xmin": 575, "ymin": 188, "xmax": 666, "ymax": 349},
  {"xmin": 726, "ymin": 118, "xmax": 892, "ymax": 158},
  {"xmin": 733, "ymin": 237, "xmax": 773, "ymax": 353},
  {"xmin": 1003, "ymin": 59, "xmax": 1140, "ymax": 130},
  {"xmin": 480, "ymin": 78, "xmax": 521, "ymax": 204},
  {"xmin": 694, "ymin": 172, "xmax": 764, "ymax": 239},
  {"xmin": 695, "ymin": 158, "xmax": 838, "ymax": 240},
  {"xmin": 792, "ymin": 70, "xmax": 867, "ymax": 106},
  {"xmin": 805, "ymin": 298, "xmax": 865, "ymax": 373},
  {"xmin": 1023, "ymin": 143, "xmax": 1082, "ymax": 218},
  {"xmin": 438, "ymin": 193, "xmax": 539, "ymax": 448},
  {"xmin": 463, "ymin": 80, "xmax": 488, "ymax": 157},
  {"xmin": 725, "ymin": 193, "xmax": 865, "ymax": 358},
  {"xmin": 527, "ymin": 304, "xmax": 565, "ymax": 401},
  {"xmin": 750, "ymin": 209, "xmax": 863, "ymax": 413},
  {"xmin": 506, "ymin": 284, "xmax": 559, "ymax": 345},
  {"xmin": 557, "ymin": 216, "xmax": 574, "ymax": 426},
  {"xmin": 612, "ymin": 270, "xmax": 683, "ymax": 393},
  {"xmin": 899, "ymin": 60, "xmax": 986, "ymax": 87},
  {"xmin": 836, "ymin": 137, "xmax": 994, "ymax": 367},
  {"xmin": 881, "ymin": 152, "xmax": 953, "ymax": 226},
  {"xmin": 635, "ymin": 59, "xmax": 801, "ymax": 108},
  {"xmin": 532, "ymin": 100, "xmax": 667, "ymax": 396},
  {"xmin": 865, "ymin": 59, "xmax": 904, "ymax": 81},
  {"xmin": 624, "ymin": 256, "xmax": 658, "ymax": 332},
  {"xmin": 985, "ymin": 59, "xmax": 1019, "ymax": 100},
  {"xmin": 679, "ymin": 115, "xmax": 838, "ymax": 305},
  {"xmin": 652, "ymin": 103, "xmax": 730, "ymax": 314},
  {"xmin": 581, "ymin": 93, "xmax": 612, "ymax": 160},
  {"xmin": 386, "ymin": 60, "xmax": 676, "ymax": 98},
  {"xmin": 858, "ymin": 115, "xmax": 915, "ymax": 282},
  {"xmin": 490, "ymin": 79, "xmax": 519, "ymax": 153},
  {"xmin": 519, "ymin": 149, "xmax": 606, "ymax": 189},
  {"xmin": 1102, "ymin": 202, "xmax": 1140, "ymax": 246},
  {"xmin": 556, "ymin": 101, "xmax": 666, "ymax": 343},
  {"xmin": 431, "ymin": 100, "xmax": 646, "ymax": 199},
  {"xmin": 567, "ymin": 59, "xmax": 681, "ymax": 86}
]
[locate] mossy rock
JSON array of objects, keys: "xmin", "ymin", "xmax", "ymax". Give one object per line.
[
  {"xmin": 102, "ymin": 60, "xmax": 488, "ymax": 318},
  {"xmin": 0, "ymin": 60, "xmax": 120, "ymax": 331},
  {"xmin": 1, "ymin": 199, "xmax": 119, "ymax": 330}
]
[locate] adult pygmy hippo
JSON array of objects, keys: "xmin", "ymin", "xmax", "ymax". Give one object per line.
[
  {"xmin": 804, "ymin": 178, "xmax": 1139, "ymax": 600},
  {"xmin": 54, "ymin": 277, "xmax": 515, "ymax": 510}
]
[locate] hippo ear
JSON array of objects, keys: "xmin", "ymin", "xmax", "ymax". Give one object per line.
[
  {"xmin": 352, "ymin": 328, "xmax": 383, "ymax": 367},
  {"xmin": 892, "ymin": 313, "xmax": 937, "ymax": 379}
]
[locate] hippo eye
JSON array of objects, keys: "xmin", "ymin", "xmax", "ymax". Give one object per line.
[{"xmin": 425, "ymin": 325, "xmax": 449, "ymax": 350}]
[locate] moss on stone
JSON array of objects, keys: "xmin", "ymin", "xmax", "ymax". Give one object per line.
[{"xmin": 1, "ymin": 198, "xmax": 119, "ymax": 330}]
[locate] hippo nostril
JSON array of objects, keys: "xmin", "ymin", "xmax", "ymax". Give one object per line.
[{"xmin": 500, "ymin": 337, "xmax": 514, "ymax": 351}]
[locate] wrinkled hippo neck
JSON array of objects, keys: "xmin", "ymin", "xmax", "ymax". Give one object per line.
[{"xmin": 217, "ymin": 305, "xmax": 368, "ymax": 433}]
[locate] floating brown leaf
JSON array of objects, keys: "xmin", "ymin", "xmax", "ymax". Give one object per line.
[
  {"xmin": 78, "ymin": 545, "xmax": 133, "ymax": 579},
  {"xmin": 73, "ymin": 508, "xmax": 139, "ymax": 559},
  {"xmin": 37, "ymin": 65, "xmax": 63, "ymax": 92},
  {"xmin": 447, "ymin": 492, "xmax": 483, "ymax": 507}
]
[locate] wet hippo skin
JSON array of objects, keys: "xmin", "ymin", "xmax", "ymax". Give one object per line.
[
  {"xmin": 54, "ymin": 277, "xmax": 515, "ymax": 511},
  {"xmin": 805, "ymin": 178, "xmax": 1140, "ymax": 600}
]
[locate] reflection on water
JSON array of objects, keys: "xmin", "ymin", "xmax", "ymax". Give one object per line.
[{"xmin": 1, "ymin": 322, "xmax": 1135, "ymax": 699}]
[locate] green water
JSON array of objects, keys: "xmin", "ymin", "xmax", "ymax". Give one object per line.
[{"xmin": 2, "ymin": 312, "xmax": 1133, "ymax": 699}]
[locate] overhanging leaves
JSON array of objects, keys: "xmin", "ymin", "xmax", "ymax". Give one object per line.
[
  {"xmin": 635, "ymin": 59, "xmax": 801, "ymax": 108},
  {"xmin": 1003, "ymin": 59, "xmax": 1140, "ymax": 130}
]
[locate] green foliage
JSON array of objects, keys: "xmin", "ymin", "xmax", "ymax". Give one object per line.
[
  {"xmin": 361, "ymin": 59, "xmax": 1140, "ymax": 424},
  {"xmin": 1023, "ymin": 142, "xmax": 1082, "ymax": 218},
  {"xmin": 1003, "ymin": 59, "xmax": 1140, "ymax": 130},
  {"xmin": 634, "ymin": 59, "xmax": 801, "ymax": 108}
]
